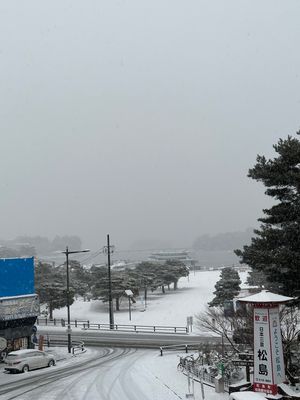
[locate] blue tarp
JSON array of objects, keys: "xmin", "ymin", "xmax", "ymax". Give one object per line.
[{"xmin": 0, "ymin": 257, "xmax": 35, "ymax": 297}]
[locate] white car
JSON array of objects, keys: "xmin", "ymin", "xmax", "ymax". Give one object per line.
[{"xmin": 4, "ymin": 349, "xmax": 55, "ymax": 373}]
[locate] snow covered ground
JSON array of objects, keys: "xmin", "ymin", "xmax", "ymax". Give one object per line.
[
  {"xmin": 1, "ymin": 270, "xmax": 250, "ymax": 399},
  {"xmin": 52, "ymin": 270, "xmax": 249, "ymax": 330}
]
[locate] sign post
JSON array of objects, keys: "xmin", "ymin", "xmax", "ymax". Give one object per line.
[
  {"xmin": 239, "ymin": 290, "xmax": 293, "ymax": 396},
  {"xmin": 125, "ymin": 290, "xmax": 134, "ymax": 321},
  {"xmin": 187, "ymin": 316, "xmax": 193, "ymax": 332}
]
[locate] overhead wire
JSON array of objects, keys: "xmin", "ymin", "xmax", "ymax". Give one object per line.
[
  {"xmin": 77, "ymin": 248, "xmax": 105, "ymax": 264},
  {"xmin": 39, "ymin": 246, "xmax": 194, "ymax": 267}
]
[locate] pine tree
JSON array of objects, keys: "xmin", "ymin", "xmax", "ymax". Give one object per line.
[
  {"xmin": 35, "ymin": 261, "xmax": 75, "ymax": 319},
  {"xmin": 209, "ymin": 267, "xmax": 241, "ymax": 307},
  {"xmin": 235, "ymin": 133, "xmax": 300, "ymax": 297},
  {"xmin": 246, "ymin": 269, "xmax": 267, "ymax": 288}
]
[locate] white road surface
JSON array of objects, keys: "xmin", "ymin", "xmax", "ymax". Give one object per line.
[{"xmin": 0, "ymin": 347, "xmax": 228, "ymax": 400}]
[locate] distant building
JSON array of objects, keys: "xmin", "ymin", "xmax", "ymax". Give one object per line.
[{"xmin": 149, "ymin": 250, "xmax": 195, "ymax": 267}]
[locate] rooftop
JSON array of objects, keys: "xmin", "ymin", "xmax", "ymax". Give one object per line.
[{"xmin": 238, "ymin": 290, "xmax": 293, "ymax": 304}]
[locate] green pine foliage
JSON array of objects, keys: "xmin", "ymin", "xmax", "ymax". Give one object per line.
[
  {"xmin": 209, "ymin": 267, "xmax": 241, "ymax": 307},
  {"xmin": 35, "ymin": 261, "xmax": 75, "ymax": 319},
  {"xmin": 90, "ymin": 260, "xmax": 189, "ymax": 309},
  {"xmin": 235, "ymin": 133, "xmax": 300, "ymax": 297},
  {"xmin": 35, "ymin": 258, "xmax": 190, "ymax": 314},
  {"xmin": 246, "ymin": 269, "xmax": 267, "ymax": 288}
]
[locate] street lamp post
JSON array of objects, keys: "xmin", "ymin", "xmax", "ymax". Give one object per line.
[
  {"xmin": 62, "ymin": 246, "xmax": 90, "ymax": 353},
  {"xmin": 125, "ymin": 290, "xmax": 134, "ymax": 321}
]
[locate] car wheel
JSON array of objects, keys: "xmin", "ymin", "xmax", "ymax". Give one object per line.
[
  {"xmin": 48, "ymin": 359, "xmax": 55, "ymax": 367},
  {"xmin": 22, "ymin": 365, "xmax": 29, "ymax": 373}
]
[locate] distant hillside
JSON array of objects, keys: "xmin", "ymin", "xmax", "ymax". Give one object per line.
[
  {"xmin": 0, "ymin": 235, "xmax": 82, "ymax": 256},
  {"xmin": 193, "ymin": 228, "xmax": 254, "ymax": 251}
]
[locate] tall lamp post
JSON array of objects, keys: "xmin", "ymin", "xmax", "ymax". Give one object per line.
[{"xmin": 62, "ymin": 246, "xmax": 90, "ymax": 353}]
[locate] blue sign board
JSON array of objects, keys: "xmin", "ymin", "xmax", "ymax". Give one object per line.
[{"xmin": 0, "ymin": 257, "xmax": 35, "ymax": 297}]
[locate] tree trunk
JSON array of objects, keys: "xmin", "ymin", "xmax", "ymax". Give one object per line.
[
  {"xmin": 115, "ymin": 297, "xmax": 120, "ymax": 311},
  {"xmin": 49, "ymin": 303, "xmax": 53, "ymax": 320},
  {"xmin": 167, "ymin": 284, "xmax": 170, "ymax": 290},
  {"xmin": 174, "ymin": 280, "xmax": 178, "ymax": 290},
  {"xmin": 162, "ymin": 285, "xmax": 165, "ymax": 294}
]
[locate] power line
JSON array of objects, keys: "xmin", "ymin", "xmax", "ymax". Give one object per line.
[
  {"xmin": 38, "ymin": 247, "xmax": 105, "ymax": 266},
  {"xmin": 77, "ymin": 248, "xmax": 105, "ymax": 264},
  {"xmin": 113, "ymin": 247, "xmax": 193, "ymax": 254},
  {"xmin": 39, "ymin": 246, "xmax": 194, "ymax": 267}
]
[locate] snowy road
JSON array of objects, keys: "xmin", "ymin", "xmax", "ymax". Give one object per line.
[{"xmin": 0, "ymin": 347, "xmax": 183, "ymax": 400}]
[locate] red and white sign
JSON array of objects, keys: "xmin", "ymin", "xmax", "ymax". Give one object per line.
[{"xmin": 253, "ymin": 306, "xmax": 284, "ymax": 395}]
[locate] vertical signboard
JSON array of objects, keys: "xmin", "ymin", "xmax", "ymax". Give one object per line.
[
  {"xmin": 269, "ymin": 308, "xmax": 285, "ymax": 385},
  {"xmin": 253, "ymin": 306, "xmax": 284, "ymax": 395},
  {"xmin": 253, "ymin": 308, "xmax": 274, "ymax": 394}
]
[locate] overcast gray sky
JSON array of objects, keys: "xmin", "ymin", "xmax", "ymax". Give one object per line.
[{"xmin": 1, "ymin": 0, "xmax": 300, "ymax": 250}]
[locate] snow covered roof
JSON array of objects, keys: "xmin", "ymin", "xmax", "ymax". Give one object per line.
[
  {"xmin": 7, "ymin": 349, "xmax": 44, "ymax": 355},
  {"xmin": 0, "ymin": 293, "xmax": 37, "ymax": 301},
  {"xmin": 238, "ymin": 290, "xmax": 293, "ymax": 304}
]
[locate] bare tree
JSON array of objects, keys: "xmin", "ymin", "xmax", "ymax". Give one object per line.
[
  {"xmin": 195, "ymin": 306, "xmax": 253, "ymax": 353},
  {"xmin": 280, "ymin": 305, "xmax": 300, "ymax": 373},
  {"xmin": 196, "ymin": 303, "xmax": 300, "ymax": 375}
]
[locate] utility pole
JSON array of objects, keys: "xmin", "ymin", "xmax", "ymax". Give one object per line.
[
  {"xmin": 62, "ymin": 246, "xmax": 90, "ymax": 353},
  {"xmin": 66, "ymin": 247, "xmax": 71, "ymax": 353},
  {"xmin": 144, "ymin": 279, "xmax": 147, "ymax": 309},
  {"xmin": 103, "ymin": 234, "xmax": 114, "ymax": 329}
]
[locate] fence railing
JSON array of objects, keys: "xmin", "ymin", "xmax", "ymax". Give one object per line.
[
  {"xmin": 41, "ymin": 335, "xmax": 85, "ymax": 355},
  {"xmin": 178, "ymin": 358, "xmax": 230, "ymax": 391},
  {"xmin": 159, "ymin": 342, "xmax": 232, "ymax": 356},
  {"xmin": 159, "ymin": 344, "xmax": 190, "ymax": 356},
  {"xmin": 36, "ymin": 318, "xmax": 188, "ymax": 334}
]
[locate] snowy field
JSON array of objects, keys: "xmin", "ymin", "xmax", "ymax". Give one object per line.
[
  {"xmin": 52, "ymin": 270, "xmax": 249, "ymax": 329},
  {"xmin": 1, "ymin": 270, "xmax": 250, "ymax": 400}
]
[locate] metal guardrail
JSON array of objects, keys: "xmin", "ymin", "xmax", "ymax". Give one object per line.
[
  {"xmin": 159, "ymin": 343, "xmax": 199, "ymax": 356},
  {"xmin": 36, "ymin": 318, "xmax": 188, "ymax": 334},
  {"xmin": 41, "ymin": 336, "xmax": 85, "ymax": 355},
  {"xmin": 159, "ymin": 342, "xmax": 233, "ymax": 356},
  {"xmin": 71, "ymin": 342, "xmax": 85, "ymax": 355}
]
